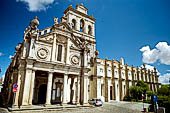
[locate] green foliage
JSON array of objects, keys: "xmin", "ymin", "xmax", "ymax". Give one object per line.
[
  {"xmin": 146, "ymin": 91, "xmax": 156, "ymax": 97},
  {"xmin": 129, "ymin": 86, "xmax": 138, "ymax": 100},
  {"xmin": 144, "ymin": 99, "xmax": 151, "ymax": 104},
  {"xmin": 129, "ymin": 80, "xmax": 150, "ymax": 101},
  {"xmin": 157, "ymin": 95, "xmax": 170, "ymax": 113},
  {"xmin": 137, "ymin": 100, "xmax": 143, "ymax": 102},
  {"xmin": 136, "ymin": 80, "xmax": 149, "ymax": 95},
  {"xmin": 157, "ymin": 85, "xmax": 170, "ymax": 113},
  {"xmin": 157, "ymin": 85, "xmax": 170, "ymax": 96},
  {"xmin": 131, "ymin": 99, "xmax": 136, "ymax": 102},
  {"xmin": 123, "ymin": 95, "xmax": 132, "ymax": 101}
]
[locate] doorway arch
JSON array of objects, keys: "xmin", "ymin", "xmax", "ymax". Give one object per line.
[{"xmin": 38, "ymin": 84, "xmax": 47, "ymax": 104}]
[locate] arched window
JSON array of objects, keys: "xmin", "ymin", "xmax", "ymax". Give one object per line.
[
  {"xmin": 57, "ymin": 45, "xmax": 62, "ymax": 61},
  {"xmin": 88, "ymin": 25, "xmax": 92, "ymax": 35},
  {"xmin": 80, "ymin": 19, "xmax": 84, "ymax": 32},
  {"xmin": 50, "ymin": 28, "xmax": 52, "ymax": 32},
  {"xmin": 44, "ymin": 30, "xmax": 47, "ymax": 35},
  {"xmin": 38, "ymin": 32, "xmax": 41, "ymax": 36},
  {"xmin": 72, "ymin": 19, "xmax": 76, "ymax": 30}
]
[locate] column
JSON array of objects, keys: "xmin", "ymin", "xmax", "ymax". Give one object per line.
[
  {"xmin": 14, "ymin": 71, "xmax": 22, "ymax": 106},
  {"xmin": 28, "ymin": 70, "xmax": 35, "ymax": 105},
  {"xmin": 45, "ymin": 72, "xmax": 53, "ymax": 105},
  {"xmin": 72, "ymin": 77, "xmax": 77, "ymax": 103},
  {"xmin": 62, "ymin": 74, "xmax": 68, "ymax": 104},
  {"xmin": 76, "ymin": 76, "xmax": 80, "ymax": 104},
  {"xmin": 83, "ymin": 75, "xmax": 88, "ymax": 104},
  {"xmin": 22, "ymin": 69, "xmax": 32, "ymax": 105},
  {"xmin": 51, "ymin": 34, "xmax": 57, "ymax": 61}
]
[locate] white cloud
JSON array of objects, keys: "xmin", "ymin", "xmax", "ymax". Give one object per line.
[
  {"xmin": 0, "ymin": 52, "xmax": 2, "ymax": 56},
  {"xmin": 16, "ymin": 0, "xmax": 55, "ymax": 12},
  {"xmin": 159, "ymin": 73, "xmax": 170, "ymax": 84},
  {"xmin": 140, "ymin": 42, "xmax": 170, "ymax": 65},
  {"xmin": 1, "ymin": 74, "xmax": 5, "ymax": 83},
  {"xmin": 9, "ymin": 55, "xmax": 14, "ymax": 59},
  {"xmin": 166, "ymin": 70, "xmax": 170, "ymax": 72}
]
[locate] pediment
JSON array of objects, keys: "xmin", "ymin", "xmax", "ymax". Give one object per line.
[{"xmin": 53, "ymin": 22, "xmax": 72, "ymax": 33}]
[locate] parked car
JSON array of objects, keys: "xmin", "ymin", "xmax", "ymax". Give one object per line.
[{"xmin": 88, "ymin": 98, "xmax": 103, "ymax": 106}]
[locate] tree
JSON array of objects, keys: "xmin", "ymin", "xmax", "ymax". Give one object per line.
[
  {"xmin": 129, "ymin": 80, "xmax": 150, "ymax": 101},
  {"xmin": 136, "ymin": 80, "xmax": 149, "ymax": 97},
  {"xmin": 157, "ymin": 85, "xmax": 170, "ymax": 96},
  {"xmin": 129, "ymin": 86, "xmax": 138, "ymax": 100}
]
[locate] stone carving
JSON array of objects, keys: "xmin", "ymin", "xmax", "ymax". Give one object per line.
[
  {"xmin": 36, "ymin": 48, "xmax": 49, "ymax": 60},
  {"xmin": 70, "ymin": 34, "xmax": 91, "ymax": 53},
  {"xmin": 39, "ymin": 35, "xmax": 53, "ymax": 43},
  {"xmin": 57, "ymin": 36, "xmax": 66, "ymax": 44},
  {"xmin": 71, "ymin": 55, "xmax": 79, "ymax": 65}
]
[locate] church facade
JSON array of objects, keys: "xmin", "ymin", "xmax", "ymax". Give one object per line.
[{"xmin": 2, "ymin": 4, "xmax": 159, "ymax": 107}]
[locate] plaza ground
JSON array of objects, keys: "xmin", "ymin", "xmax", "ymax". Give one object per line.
[{"xmin": 0, "ymin": 101, "xmax": 150, "ymax": 113}]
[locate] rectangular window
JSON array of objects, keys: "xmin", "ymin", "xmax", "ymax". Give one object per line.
[{"xmin": 57, "ymin": 45, "xmax": 62, "ymax": 61}]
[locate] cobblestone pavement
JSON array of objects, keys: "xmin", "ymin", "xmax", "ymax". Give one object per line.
[{"xmin": 11, "ymin": 101, "xmax": 148, "ymax": 113}]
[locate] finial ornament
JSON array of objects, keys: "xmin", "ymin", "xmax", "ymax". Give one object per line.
[
  {"xmin": 24, "ymin": 16, "xmax": 39, "ymax": 39},
  {"xmin": 95, "ymin": 50, "xmax": 99, "ymax": 57},
  {"xmin": 30, "ymin": 16, "xmax": 39, "ymax": 28},
  {"xmin": 54, "ymin": 17, "xmax": 58, "ymax": 25}
]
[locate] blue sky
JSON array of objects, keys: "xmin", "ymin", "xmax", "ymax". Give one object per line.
[{"xmin": 0, "ymin": 0, "xmax": 170, "ymax": 84}]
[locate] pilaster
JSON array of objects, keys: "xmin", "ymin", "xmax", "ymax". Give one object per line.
[
  {"xmin": 66, "ymin": 38, "xmax": 70, "ymax": 64},
  {"xmin": 51, "ymin": 33, "xmax": 57, "ymax": 61},
  {"xmin": 118, "ymin": 64, "xmax": 122, "ymax": 101},
  {"xmin": 111, "ymin": 60, "xmax": 116, "ymax": 100},
  {"xmin": 125, "ymin": 65, "xmax": 129, "ymax": 97},
  {"xmin": 131, "ymin": 66, "xmax": 135, "ymax": 86},
  {"xmin": 28, "ymin": 38, "xmax": 35, "ymax": 58},
  {"xmin": 104, "ymin": 58, "xmax": 108, "ymax": 102}
]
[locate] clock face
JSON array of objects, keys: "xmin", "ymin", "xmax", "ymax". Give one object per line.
[
  {"xmin": 36, "ymin": 47, "xmax": 49, "ymax": 60},
  {"xmin": 71, "ymin": 55, "xmax": 79, "ymax": 65}
]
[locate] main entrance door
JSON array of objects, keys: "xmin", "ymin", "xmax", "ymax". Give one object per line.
[
  {"xmin": 110, "ymin": 86, "xmax": 113, "ymax": 100},
  {"xmin": 38, "ymin": 84, "xmax": 47, "ymax": 104},
  {"xmin": 52, "ymin": 82, "xmax": 62, "ymax": 104}
]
